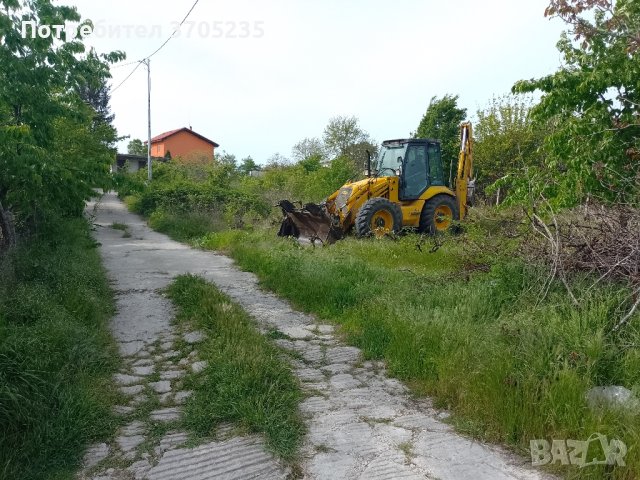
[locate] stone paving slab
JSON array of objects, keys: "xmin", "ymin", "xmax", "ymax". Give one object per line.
[{"xmin": 77, "ymin": 194, "xmax": 289, "ymax": 480}]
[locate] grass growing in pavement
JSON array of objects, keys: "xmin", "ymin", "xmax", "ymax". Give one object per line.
[
  {"xmin": 110, "ymin": 222, "xmax": 128, "ymax": 231},
  {"xmin": 111, "ymin": 222, "xmax": 131, "ymax": 238},
  {"xmin": 166, "ymin": 274, "xmax": 305, "ymax": 462},
  {"xmin": 0, "ymin": 217, "xmax": 120, "ymax": 480}
]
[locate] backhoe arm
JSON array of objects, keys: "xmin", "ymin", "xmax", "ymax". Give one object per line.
[{"xmin": 455, "ymin": 122, "xmax": 474, "ymax": 219}]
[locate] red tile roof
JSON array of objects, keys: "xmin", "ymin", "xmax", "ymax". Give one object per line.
[{"xmin": 150, "ymin": 127, "xmax": 220, "ymax": 147}]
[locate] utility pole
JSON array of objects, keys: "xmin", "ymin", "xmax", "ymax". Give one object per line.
[{"xmin": 143, "ymin": 58, "xmax": 152, "ymax": 181}]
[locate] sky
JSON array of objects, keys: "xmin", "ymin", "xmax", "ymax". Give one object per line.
[{"xmin": 66, "ymin": 0, "xmax": 567, "ymax": 164}]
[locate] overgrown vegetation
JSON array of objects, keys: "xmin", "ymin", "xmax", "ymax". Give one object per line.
[
  {"xmin": 115, "ymin": 152, "xmax": 360, "ymax": 236},
  {"xmin": 0, "ymin": 217, "xmax": 120, "ymax": 480},
  {"xmin": 414, "ymin": 94, "xmax": 467, "ymax": 187},
  {"xmin": 166, "ymin": 275, "xmax": 305, "ymax": 461},
  {"xmin": 512, "ymin": 0, "xmax": 640, "ymax": 206},
  {"xmin": 0, "ymin": 0, "xmax": 124, "ymax": 245},
  {"xmin": 143, "ymin": 216, "xmax": 638, "ymax": 480},
  {"xmin": 114, "ymin": 5, "xmax": 640, "ymax": 471}
]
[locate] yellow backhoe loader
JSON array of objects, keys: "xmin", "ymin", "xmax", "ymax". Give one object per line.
[{"xmin": 278, "ymin": 122, "xmax": 474, "ymax": 244}]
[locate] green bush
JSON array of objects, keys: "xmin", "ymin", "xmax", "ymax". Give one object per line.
[{"xmin": 115, "ymin": 156, "xmax": 361, "ymax": 235}]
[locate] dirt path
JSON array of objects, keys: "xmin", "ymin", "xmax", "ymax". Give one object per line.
[{"xmin": 80, "ymin": 192, "xmax": 553, "ymax": 480}]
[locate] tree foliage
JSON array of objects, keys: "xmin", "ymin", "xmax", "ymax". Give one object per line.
[
  {"xmin": 473, "ymin": 95, "xmax": 548, "ymax": 202},
  {"xmin": 291, "ymin": 137, "xmax": 325, "ymax": 163},
  {"xmin": 322, "ymin": 115, "xmax": 372, "ymax": 161},
  {"xmin": 238, "ymin": 156, "xmax": 259, "ymax": 175},
  {"xmin": 513, "ymin": 0, "xmax": 640, "ymax": 206},
  {"xmin": 127, "ymin": 138, "xmax": 147, "ymax": 156},
  {"xmin": 415, "ymin": 95, "xmax": 467, "ymax": 186},
  {"xmin": 0, "ymin": 0, "xmax": 124, "ymax": 232}
]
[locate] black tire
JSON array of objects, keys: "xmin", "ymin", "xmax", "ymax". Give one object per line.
[
  {"xmin": 419, "ymin": 194, "xmax": 459, "ymax": 235},
  {"xmin": 355, "ymin": 197, "xmax": 403, "ymax": 237}
]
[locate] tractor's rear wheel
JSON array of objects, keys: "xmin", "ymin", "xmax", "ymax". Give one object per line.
[
  {"xmin": 355, "ymin": 198, "xmax": 403, "ymax": 238},
  {"xmin": 419, "ymin": 194, "xmax": 459, "ymax": 234}
]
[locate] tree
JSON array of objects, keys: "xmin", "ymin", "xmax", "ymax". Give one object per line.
[
  {"xmin": 0, "ymin": 0, "xmax": 125, "ymax": 233},
  {"xmin": 266, "ymin": 153, "xmax": 290, "ymax": 168},
  {"xmin": 292, "ymin": 137, "xmax": 325, "ymax": 162},
  {"xmin": 77, "ymin": 50, "xmax": 116, "ymax": 128},
  {"xmin": 473, "ymin": 95, "xmax": 548, "ymax": 203},
  {"xmin": 415, "ymin": 95, "xmax": 467, "ymax": 187},
  {"xmin": 238, "ymin": 156, "xmax": 258, "ymax": 175},
  {"xmin": 298, "ymin": 154, "xmax": 322, "ymax": 173},
  {"xmin": 216, "ymin": 151, "xmax": 237, "ymax": 168},
  {"xmin": 512, "ymin": 0, "xmax": 640, "ymax": 206},
  {"xmin": 128, "ymin": 138, "xmax": 147, "ymax": 155},
  {"xmin": 322, "ymin": 115, "xmax": 371, "ymax": 160},
  {"xmin": 343, "ymin": 141, "xmax": 377, "ymax": 170}
]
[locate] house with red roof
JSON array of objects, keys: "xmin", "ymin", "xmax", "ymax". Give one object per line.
[{"xmin": 150, "ymin": 127, "xmax": 219, "ymax": 161}]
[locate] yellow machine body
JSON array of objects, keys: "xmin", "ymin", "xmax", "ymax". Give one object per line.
[{"xmin": 324, "ymin": 177, "xmax": 454, "ymax": 231}]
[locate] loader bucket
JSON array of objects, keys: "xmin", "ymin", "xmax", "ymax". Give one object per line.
[{"xmin": 277, "ymin": 201, "xmax": 343, "ymax": 245}]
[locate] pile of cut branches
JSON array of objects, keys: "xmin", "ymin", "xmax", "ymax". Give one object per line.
[
  {"xmin": 562, "ymin": 204, "xmax": 639, "ymax": 286},
  {"xmin": 526, "ymin": 201, "xmax": 640, "ymax": 330}
]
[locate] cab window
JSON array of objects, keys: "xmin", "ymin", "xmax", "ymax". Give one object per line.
[
  {"xmin": 427, "ymin": 143, "xmax": 445, "ymax": 186},
  {"xmin": 400, "ymin": 144, "xmax": 428, "ymax": 200}
]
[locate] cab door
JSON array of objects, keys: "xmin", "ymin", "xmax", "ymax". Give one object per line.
[{"xmin": 399, "ymin": 144, "xmax": 428, "ymax": 200}]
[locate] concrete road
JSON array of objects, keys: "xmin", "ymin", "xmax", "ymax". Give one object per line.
[{"xmin": 79, "ymin": 192, "xmax": 554, "ymax": 480}]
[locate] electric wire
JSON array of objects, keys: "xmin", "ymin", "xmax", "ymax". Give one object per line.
[{"xmin": 110, "ymin": 0, "xmax": 200, "ymax": 93}]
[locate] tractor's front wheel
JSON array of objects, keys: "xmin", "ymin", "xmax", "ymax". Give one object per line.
[
  {"xmin": 419, "ymin": 194, "xmax": 459, "ymax": 234},
  {"xmin": 355, "ymin": 198, "xmax": 403, "ymax": 238}
]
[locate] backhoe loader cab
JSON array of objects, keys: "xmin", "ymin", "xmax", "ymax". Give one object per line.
[
  {"xmin": 373, "ymin": 139, "xmax": 446, "ymax": 197},
  {"xmin": 278, "ymin": 123, "xmax": 474, "ymax": 244}
]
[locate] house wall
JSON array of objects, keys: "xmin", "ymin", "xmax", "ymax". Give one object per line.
[
  {"xmin": 151, "ymin": 131, "xmax": 215, "ymax": 160},
  {"xmin": 151, "ymin": 142, "xmax": 165, "ymax": 157}
]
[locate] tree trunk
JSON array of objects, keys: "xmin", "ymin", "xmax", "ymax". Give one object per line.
[{"xmin": 0, "ymin": 201, "xmax": 16, "ymax": 249}]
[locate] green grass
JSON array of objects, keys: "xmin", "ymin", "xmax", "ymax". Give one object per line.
[
  {"xmin": 110, "ymin": 222, "xmax": 128, "ymax": 231},
  {"xmin": 166, "ymin": 275, "xmax": 305, "ymax": 462},
  {"xmin": 148, "ymin": 209, "xmax": 225, "ymax": 242},
  {"xmin": 0, "ymin": 217, "xmax": 120, "ymax": 480},
  {"xmin": 200, "ymin": 228, "xmax": 639, "ymax": 480},
  {"xmin": 130, "ymin": 202, "xmax": 640, "ymax": 479}
]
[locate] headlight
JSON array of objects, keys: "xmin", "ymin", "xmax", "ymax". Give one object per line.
[{"xmin": 336, "ymin": 187, "xmax": 352, "ymax": 209}]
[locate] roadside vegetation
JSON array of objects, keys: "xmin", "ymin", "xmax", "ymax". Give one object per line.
[
  {"xmin": 1, "ymin": 1, "xmax": 127, "ymax": 478},
  {"xmin": 0, "ymin": 217, "xmax": 120, "ymax": 480},
  {"xmin": 116, "ymin": 205, "xmax": 640, "ymax": 479},
  {"xmin": 166, "ymin": 275, "xmax": 305, "ymax": 461}
]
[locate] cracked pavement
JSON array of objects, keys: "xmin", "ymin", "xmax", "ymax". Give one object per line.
[{"xmin": 79, "ymin": 192, "xmax": 554, "ymax": 480}]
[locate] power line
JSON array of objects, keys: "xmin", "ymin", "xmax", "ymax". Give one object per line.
[
  {"xmin": 111, "ymin": 61, "xmax": 143, "ymax": 93},
  {"xmin": 146, "ymin": 0, "xmax": 200, "ymax": 60},
  {"xmin": 110, "ymin": 0, "xmax": 200, "ymax": 93},
  {"xmin": 110, "ymin": 60, "xmax": 140, "ymax": 70}
]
